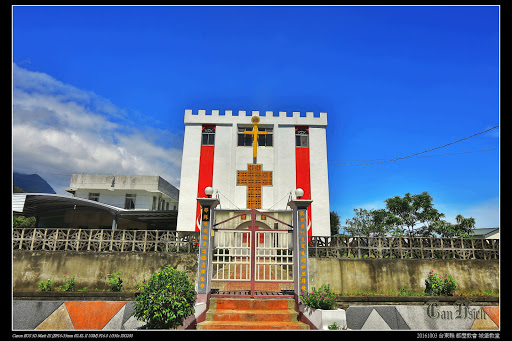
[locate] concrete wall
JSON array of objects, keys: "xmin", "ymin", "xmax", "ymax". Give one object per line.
[
  {"xmin": 309, "ymin": 258, "xmax": 499, "ymax": 294},
  {"xmin": 13, "ymin": 252, "xmax": 198, "ymax": 292},
  {"xmin": 13, "ymin": 252, "xmax": 498, "ymax": 294},
  {"xmin": 176, "ymin": 124, "xmax": 201, "ymax": 231},
  {"xmin": 308, "ymin": 127, "xmax": 330, "ymax": 236}
]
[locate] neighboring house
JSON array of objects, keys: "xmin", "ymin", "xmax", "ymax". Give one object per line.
[
  {"xmin": 13, "ymin": 174, "xmax": 180, "ymax": 230},
  {"xmin": 472, "ymin": 227, "xmax": 499, "ymax": 240},
  {"xmin": 67, "ymin": 174, "xmax": 179, "ymax": 211}
]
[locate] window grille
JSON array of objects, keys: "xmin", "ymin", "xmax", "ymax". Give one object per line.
[
  {"xmin": 202, "ymin": 126, "xmax": 215, "ymax": 146},
  {"xmin": 295, "ymin": 127, "xmax": 309, "ymax": 147}
]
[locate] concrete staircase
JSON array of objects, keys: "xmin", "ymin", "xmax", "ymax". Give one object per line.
[{"xmin": 196, "ymin": 298, "xmax": 309, "ymax": 330}]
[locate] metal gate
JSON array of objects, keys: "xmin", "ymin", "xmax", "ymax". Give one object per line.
[{"xmin": 210, "ymin": 209, "xmax": 294, "ymax": 297}]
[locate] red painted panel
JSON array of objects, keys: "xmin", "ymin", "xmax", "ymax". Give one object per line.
[
  {"xmin": 195, "ymin": 125, "xmax": 216, "ymax": 231},
  {"xmin": 65, "ymin": 302, "xmax": 125, "ymax": 330},
  {"xmin": 295, "ymin": 127, "xmax": 312, "ymax": 238}
]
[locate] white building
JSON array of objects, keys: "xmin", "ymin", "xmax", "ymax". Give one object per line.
[
  {"xmin": 176, "ymin": 109, "xmax": 330, "ymax": 236},
  {"xmin": 13, "ymin": 175, "xmax": 179, "ymax": 230},
  {"xmin": 67, "ymin": 174, "xmax": 179, "ymax": 211}
]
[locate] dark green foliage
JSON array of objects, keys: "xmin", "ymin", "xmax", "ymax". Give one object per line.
[
  {"xmin": 344, "ymin": 192, "xmax": 475, "ymax": 237},
  {"xmin": 330, "ymin": 211, "xmax": 341, "ymax": 235},
  {"xmin": 132, "ymin": 265, "xmax": 196, "ymax": 329}
]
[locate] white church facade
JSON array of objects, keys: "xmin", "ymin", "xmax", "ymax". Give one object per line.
[{"xmin": 177, "ymin": 109, "xmax": 330, "ymax": 237}]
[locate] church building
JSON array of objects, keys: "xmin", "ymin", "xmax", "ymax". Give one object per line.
[{"xmin": 176, "ymin": 109, "xmax": 330, "ymax": 237}]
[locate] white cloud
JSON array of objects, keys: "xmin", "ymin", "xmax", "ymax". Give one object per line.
[
  {"xmin": 440, "ymin": 197, "xmax": 500, "ymax": 228},
  {"xmin": 12, "ymin": 63, "xmax": 183, "ymax": 195}
]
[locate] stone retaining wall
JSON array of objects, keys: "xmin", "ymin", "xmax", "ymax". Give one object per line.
[
  {"xmin": 309, "ymin": 258, "xmax": 499, "ymax": 293},
  {"xmin": 13, "ymin": 251, "xmax": 198, "ymax": 291}
]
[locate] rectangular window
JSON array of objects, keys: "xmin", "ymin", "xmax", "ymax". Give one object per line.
[
  {"xmin": 295, "ymin": 127, "xmax": 309, "ymax": 147},
  {"xmin": 88, "ymin": 193, "xmax": 100, "ymax": 202},
  {"xmin": 152, "ymin": 196, "xmax": 157, "ymax": 210},
  {"xmin": 258, "ymin": 127, "xmax": 273, "ymax": 146},
  {"xmin": 202, "ymin": 126, "xmax": 215, "ymax": 146},
  {"xmin": 125, "ymin": 194, "xmax": 136, "ymax": 209},
  {"xmin": 238, "ymin": 127, "xmax": 253, "ymax": 146},
  {"xmin": 237, "ymin": 127, "xmax": 273, "ymax": 146}
]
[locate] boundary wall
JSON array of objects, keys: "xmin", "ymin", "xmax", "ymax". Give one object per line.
[{"xmin": 13, "ymin": 252, "xmax": 498, "ymax": 293}]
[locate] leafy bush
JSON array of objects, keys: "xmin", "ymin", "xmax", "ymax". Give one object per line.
[
  {"xmin": 300, "ymin": 284, "xmax": 336, "ymax": 310},
  {"xmin": 132, "ymin": 265, "xmax": 196, "ymax": 329},
  {"xmin": 425, "ymin": 270, "xmax": 458, "ymax": 296},
  {"xmin": 106, "ymin": 271, "xmax": 123, "ymax": 292},
  {"xmin": 38, "ymin": 279, "xmax": 52, "ymax": 291},
  {"xmin": 328, "ymin": 321, "xmax": 341, "ymax": 330},
  {"xmin": 63, "ymin": 274, "xmax": 76, "ymax": 292}
]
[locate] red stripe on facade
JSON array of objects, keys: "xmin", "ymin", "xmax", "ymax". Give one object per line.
[
  {"xmin": 295, "ymin": 126, "xmax": 312, "ymax": 238},
  {"xmin": 195, "ymin": 125, "xmax": 216, "ymax": 231}
]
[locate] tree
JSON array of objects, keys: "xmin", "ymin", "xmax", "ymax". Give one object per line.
[
  {"xmin": 344, "ymin": 192, "xmax": 477, "ymax": 238},
  {"xmin": 384, "ymin": 192, "xmax": 444, "ymax": 237},
  {"xmin": 432, "ymin": 214, "xmax": 475, "ymax": 238},
  {"xmin": 330, "ymin": 211, "xmax": 341, "ymax": 235},
  {"xmin": 344, "ymin": 208, "xmax": 397, "ymax": 237},
  {"xmin": 13, "ymin": 216, "xmax": 36, "ymax": 228}
]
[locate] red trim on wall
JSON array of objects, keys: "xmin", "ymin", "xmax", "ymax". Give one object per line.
[
  {"xmin": 195, "ymin": 125, "xmax": 216, "ymax": 231},
  {"xmin": 295, "ymin": 126, "xmax": 312, "ymax": 238}
]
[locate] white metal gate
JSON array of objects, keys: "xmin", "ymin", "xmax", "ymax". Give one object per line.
[
  {"xmin": 212, "ymin": 229, "xmax": 251, "ymax": 282},
  {"xmin": 255, "ymin": 230, "xmax": 293, "ymax": 282},
  {"xmin": 210, "ymin": 209, "xmax": 294, "ymax": 297}
]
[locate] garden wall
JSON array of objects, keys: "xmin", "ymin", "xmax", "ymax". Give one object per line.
[
  {"xmin": 309, "ymin": 258, "xmax": 499, "ymax": 294},
  {"xmin": 13, "ymin": 251, "xmax": 198, "ymax": 291},
  {"xmin": 13, "ymin": 252, "xmax": 499, "ymax": 294}
]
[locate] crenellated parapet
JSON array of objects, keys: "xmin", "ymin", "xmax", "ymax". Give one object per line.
[{"xmin": 184, "ymin": 109, "xmax": 327, "ymax": 126}]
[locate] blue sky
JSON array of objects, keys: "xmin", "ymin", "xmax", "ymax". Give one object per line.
[{"xmin": 12, "ymin": 5, "xmax": 499, "ymax": 228}]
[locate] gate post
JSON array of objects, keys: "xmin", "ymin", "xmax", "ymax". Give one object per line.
[
  {"xmin": 288, "ymin": 198, "xmax": 313, "ymax": 299},
  {"xmin": 196, "ymin": 197, "xmax": 220, "ymax": 303}
]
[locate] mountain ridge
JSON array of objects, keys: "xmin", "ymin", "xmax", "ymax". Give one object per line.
[{"xmin": 13, "ymin": 172, "xmax": 56, "ymax": 194}]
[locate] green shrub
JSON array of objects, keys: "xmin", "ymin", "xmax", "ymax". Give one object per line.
[
  {"xmin": 300, "ymin": 284, "xmax": 336, "ymax": 310},
  {"xmin": 38, "ymin": 279, "xmax": 52, "ymax": 291},
  {"xmin": 328, "ymin": 321, "xmax": 341, "ymax": 330},
  {"xmin": 425, "ymin": 270, "xmax": 458, "ymax": 296},
  {"xmin": 63, "ymin": 274, "xmax": 76, "ymax": 292},
  {"xmin": 106, "ymin": 271, "xmax": 123, "ymax": 292},
  {"xmin": 132, "ymin": 265, "xmax": 196, "ymax": 329}
]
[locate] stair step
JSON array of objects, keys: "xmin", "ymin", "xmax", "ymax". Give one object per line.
[
  {"xmin": 197, "ymin": 298, "xmax": 309, "ymax": 330},
  {"xmin": 213, "ymin": 298, "xmax": 294, "ymax": 310},
  {"xmin": 197, "ymin": 320, "xmax": 309, "ymax": 330},
  {"xmin": 207, "ymin": 309, "xmax": 298, "ymax": 322}
]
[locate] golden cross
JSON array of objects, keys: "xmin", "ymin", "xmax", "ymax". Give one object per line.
[{"xmin": 244, "ymin": 116, "xmax": 267, "ymax": 161}]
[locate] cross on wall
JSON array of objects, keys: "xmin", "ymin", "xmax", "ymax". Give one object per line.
[{"xmin": 236, "ymin": 164, "xmax": 273, "ymax": 209}]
